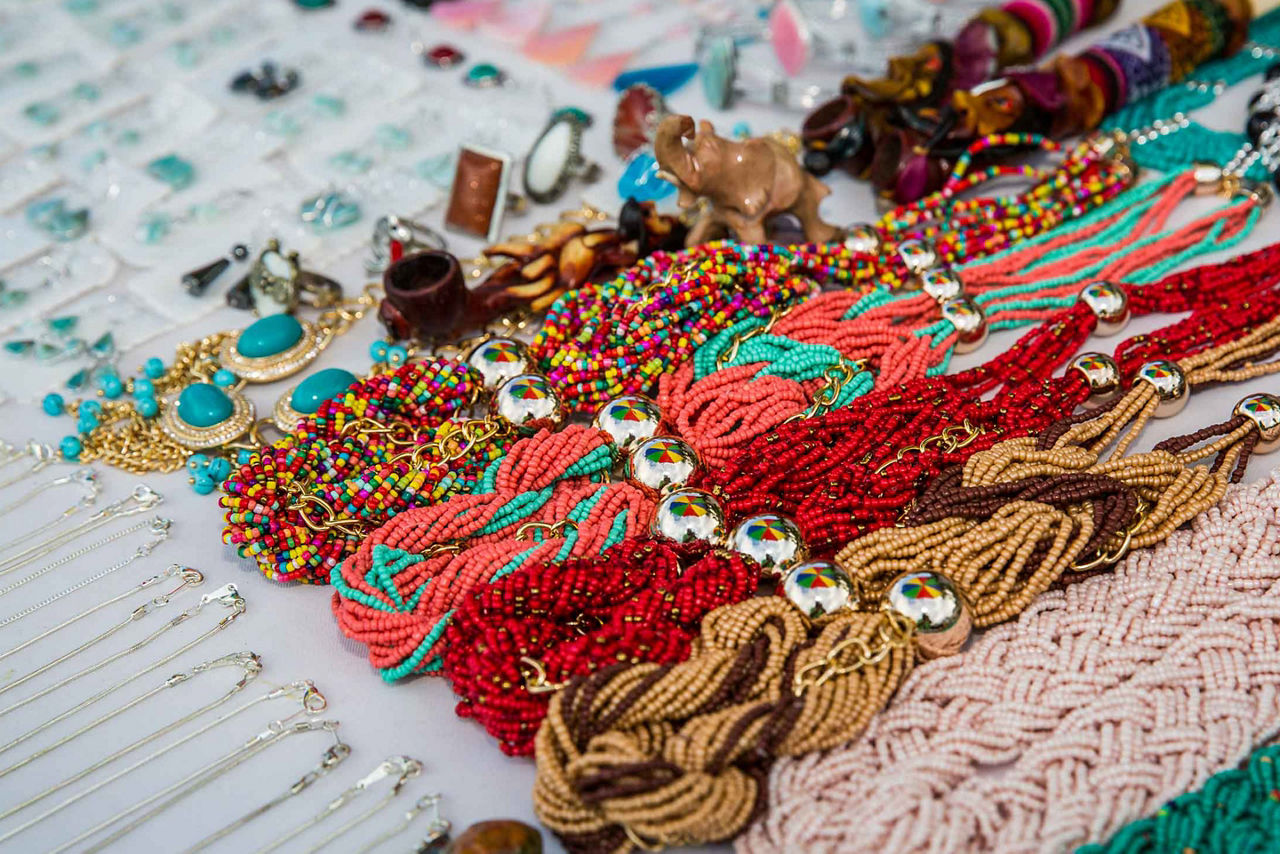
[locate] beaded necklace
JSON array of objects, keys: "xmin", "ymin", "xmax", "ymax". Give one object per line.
[
  {"xmin": 220, "ymin": 357, "xmax": 512, "ymax": 583},
  {"xmin": 745, "ymin": 469, "xmax": 1280, "ymax": 854},
  {"xmin": 530, "ymin": 324, "xmax": 1280, "ymax": 853},
  {"xmin": 1084, "ymin": 746, "xmax": 1280, "ymax": 854},
  {"xmin": 532, "ymin": 132, "xmax": 1132, "ymax": 414},
  {"xmin": 330, "ymin": 245, "xmax": 1280, "ymax": 755},
  {"xmin": 660, "ymin": 164, "xmax": 1263, "ymax": 468},
  {"xmin": 1103, "ymin": 14, "xmax": 1280, "ymax": 180},
  {"xmin": 228, "ymin": 132, "xmax": 1130, "ymax": 584},
  {"xmin": 701, "ymin": 241, "xmax": 1280, "ymax": 557}
]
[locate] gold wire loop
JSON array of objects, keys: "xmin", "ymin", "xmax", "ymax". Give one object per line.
[
  {"xmin": 791, "ymin": 609, "xmax": 915, "ymax": 696},
  {"xmin": 518, "ymin": 657, "xmax": 569, "ymax": 694}
]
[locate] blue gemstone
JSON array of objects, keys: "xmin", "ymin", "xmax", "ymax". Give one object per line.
[
  {"xmin": 207, "ymin": 457, "xmax": 232, "ymax": 480},
  {"xmin": 192, "ymin": 473, "xmax": 215, "ymax": 495},
  {"xmin": 144, "ymin": 357, "xmax": 166, "ymax": 379},
  {"xmin": 146, "ymin": 154, "xmax": 196, "ymax": 190},
  {"xmin": 613, "ymin": 63, "xmax": 698, "ymax": 95},
  {"xmin": 60, "ymin": 436, "xmax": 83, "ymax": 460},
  {"xmin": 186, "ymin": 453, "xmax": 209, "ymax": 473},
  {"xmin": 81, "ymin": 400, "xmax": 102, "ymax": 415},
  {"xmin": 236, "ymin": 313, "xmax": 303, "ymax": 358},
  {"xmin": 177, "ymin": 383, "xmax": 234, "ymax": 427},
  {"xmin": 42, "ymin": 393, "xmax": 65, "ymax": 415},
  {"xmin": 213, "ymin": 369, "xmax": 237, "ymax": 388},
  {"xmin": 99, "ymin": 375, "xmax": 124, "ymax": 399},
  {"xmin": 617, "ymin": 152, "xmax": 676, "ymax": 203},
  {"xmin": 290, "ymin": 367, "xmax": 357, "ymax": 414},
  {"xmin": 133, "ymin": 378, "xmax": 154, "ymax": 397},
  {"xmin": 136, "ymin": 397, "xmax": 158, "ymax": 418},
  {"xmin": 369, "ymin": 340, "xmax": 389, "ymax": 362}
]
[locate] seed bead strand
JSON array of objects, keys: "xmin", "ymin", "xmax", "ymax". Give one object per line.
[
  {"xmin": 701, "ymin": 242, "xmax": 1280, "ymax": 556},
  {"xmin": 530, "ymin": 330, "xmax": 1280, "ymax": 853},
  {"xmin": 329, "ymin": 425, "xmax": 656, "ymax": 679},
  {"xmin": 533, "ymin": 134, "xmax": 1131, "ymax": 413},
  {"xmin": 440, "ymin": 541, "xmax": 760, "ymax": 756},
  {"xmin": 659, "ymin": 172, "xmax": 1261, "ymax": 467},
  {"xmin": 221, "ymin": 357, "xmax": 503, "ymax": 583},
  {"xmin": 743, "ymin": 470, "xmax": 1280, "ymax": 854}
]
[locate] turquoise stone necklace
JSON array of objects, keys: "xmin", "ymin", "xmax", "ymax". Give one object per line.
[{"xmin": 41, "ymin": 250, "xmax": 379, "ymax": 490}]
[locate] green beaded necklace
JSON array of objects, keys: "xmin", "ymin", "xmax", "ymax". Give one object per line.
[
  {"xmin": 1103, "ymin": 11, "xmax": 1280, "ymax": 180},
  {"xmin": 1078, "ymin": 743, "xmax": 1280, "ymax": 853}
]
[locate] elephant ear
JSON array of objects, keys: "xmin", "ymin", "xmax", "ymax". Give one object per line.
[{"xmin": 737, "ymin": 141, "xmax": 778, "ymax": 217}]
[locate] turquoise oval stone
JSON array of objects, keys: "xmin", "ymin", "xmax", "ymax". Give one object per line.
[
  {"xmin": 177, "ymin": 383, "xmax": 234, "ymax": 427},
  {"xmin": 236, "ymin": 313, "xmax": 303, "ymax": 358},
  {"xmin": 290, "ymin": 368, "xmax": 357, "ymax": 414}
]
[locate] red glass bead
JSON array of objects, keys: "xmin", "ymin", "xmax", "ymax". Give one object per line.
[{"xmin": 423, "ymin": 44, "xmax": 464, "ymax": 68}]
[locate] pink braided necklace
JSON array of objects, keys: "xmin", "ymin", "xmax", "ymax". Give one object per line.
[{"xmin": 741, "ymin": 468, "xmax": 1280, "ymax": 854}]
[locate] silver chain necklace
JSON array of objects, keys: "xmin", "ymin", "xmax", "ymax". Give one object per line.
[{"xmin": 0, "ymin": 484, "xmax": 163, "ymax": 576}]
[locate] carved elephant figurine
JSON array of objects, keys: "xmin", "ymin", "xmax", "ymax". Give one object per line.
[{"xmin": 654, "ymin": 115, "xmax": 840, "ymax": 247}]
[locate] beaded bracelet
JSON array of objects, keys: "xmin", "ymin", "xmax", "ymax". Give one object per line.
[
  {"xmin": 441, "ymin": 541, "xmax": 759, "ymax": 756},
  {"xmin": 699, "ymin": 240, "xmax": 1280, "ymax": 557},
  {"xmin": 659, "ymin": 166, "xmax": 1263, "ymax": 468},
  {"xmin": 532, "ymin": 133, "xmax": 1133, "ymax": 413},
  {"xmin": 530, "ymin": 323, "xmax": 1280, "ymax": 852},
  {"xmin": 745, "ymin": 469, "xmax": 1280, "ymax": 853}
]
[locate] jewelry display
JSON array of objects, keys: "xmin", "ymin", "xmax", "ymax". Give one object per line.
[
  {"xmin": 531, "ymin": 322, "xmax": 1280, "ymax": 850},
  {"xmin": 354, "ymin": 793, "xmax": 450, "ymax": 854},
  {"xmin": 0, "ymin": 582, "xmax": 244, "ymax": 714},
  {"xmin": 69, "ymin": 718, "xmax": 343, "ymax": 853},
  {"xmin": 0, "ymin": 650, "xmax": 260, "ymax": 777},
  {"xmin": 46, "ymin": 271, "xmax": 376, "ymax": 478},
  {"xmin": 384, "ymin": 243, "xmax": 1280, "ymax": 754},
  {"xmin": 259, "ymin": 755, "xmax": 423, "ymax": 853},
  {"xmin": 182, "ymin": 740, "xmax": 353, "ymax": 852},
  {"xmin": 0, "ymin": 515, "xmax": 169, "ymax": 603},
  {"xmin": 0, "ymin": 544, "xmax": 180, "ymax": 637}
]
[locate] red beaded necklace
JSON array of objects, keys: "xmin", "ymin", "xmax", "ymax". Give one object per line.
[{"xmin": 700, "ymin": 241, "xmax": 1280, "ymax": 556}]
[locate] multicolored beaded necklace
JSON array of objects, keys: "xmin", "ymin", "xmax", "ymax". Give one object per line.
[
  {"xmin": 530, "ymin": 319, "xmax": 1280, "ymax": 853},
  {"xmin": 329, "ymin": 244, "xmax": 1280, "ymax": 755},
  {"xmin": 532, "ymin": 132, "xmax": 1133, "ymax": 413}
]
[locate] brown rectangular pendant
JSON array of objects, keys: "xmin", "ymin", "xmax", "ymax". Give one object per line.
[{"xmin": 444, "ymin": 145, "xmax": 512, "ymax": 243}]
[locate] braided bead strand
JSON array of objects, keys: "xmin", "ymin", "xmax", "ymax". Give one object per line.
[{"xmin": 329, "ymin": 425, "xmax": 654, "ymax": 678}]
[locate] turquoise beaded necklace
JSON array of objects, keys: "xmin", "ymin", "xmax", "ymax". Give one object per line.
[{"xmin": 1103, "ymin": 11, "xmax": 1280, "ymax": 180}]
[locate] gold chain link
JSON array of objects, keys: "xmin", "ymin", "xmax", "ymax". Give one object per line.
[{"xmin": 791, "ymin": 608, "xmax": 915, "ymax": 696}]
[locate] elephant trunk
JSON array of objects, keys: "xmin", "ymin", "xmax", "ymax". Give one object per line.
[{"xmin": 654, "ymin": 114, "xmax": 701, "ymax": 193}]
